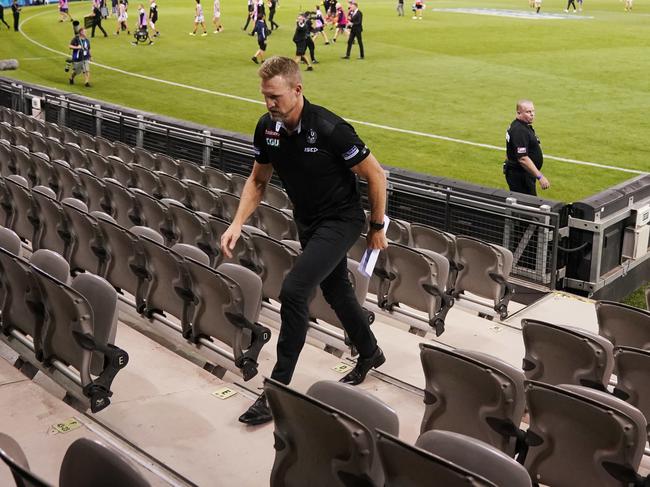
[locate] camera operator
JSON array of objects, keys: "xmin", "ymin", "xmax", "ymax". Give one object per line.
[{"xmin": 68, "ymin": 27, "xmax": 92, "ymax": 87}]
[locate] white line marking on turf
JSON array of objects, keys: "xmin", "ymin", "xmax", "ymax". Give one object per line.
[
  {"xmin": 19, "ymin": 10, "xmax": 646, "ymax": 176},
  {"xmin": 431, "ymin": 8, "xmax": 594, "ymax": 20}
]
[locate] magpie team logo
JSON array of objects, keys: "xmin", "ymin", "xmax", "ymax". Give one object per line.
[{"xmin": 306, "ymin": 129, "xmax": 317, "ymax": 144}]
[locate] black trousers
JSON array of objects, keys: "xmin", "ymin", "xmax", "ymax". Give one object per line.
[
  {"xmin": 270, "ymin": 215, "xmax": 378, "ymax": 385},
  {"xmin": 13, "ymin": 12, "xmax": 19, "ymax": 31},
  {"xmin": 346, "ymin": 29, "xmax": 364, "ymax": 58},
  {"xmin": 566, "ymin": 0, "xmax": 576, "ymax": 9},
  {"xmin": 505, "ymin": 166, "xmax": 537, "ymax": 196},
  {"xmin": 306, "ymin": 37, "xmax": 316, "ymax": 61},
  {"xmin": 269, "ymin": 8, "xmax": 278, "ymax": 29},
  {"xmin": 243, "ymin": 10, "xmax": 252, "ymax": 30},
  {"xmin": 92, "ymin": 17, "xmax": 107, "ymax": 37},
  {"xmin": 0, "ymin": 14, "xmax": 8, "ymax": 29}
]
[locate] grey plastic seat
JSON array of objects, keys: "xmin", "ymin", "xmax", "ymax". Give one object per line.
[
  {"xmin": 262, "ymin": 183, "xmax": 291, "ymax": 209},
  {"xmin": 76, "ymin": 168, "xmax": 110, "ymax": 213},
  {"xmin": 105, "ymin": 156, "xmax": 134, "ymax": 187},
  {"xmin": 229, "ymin": 173, "xmax": 248, "ymax": 196},
  {"xmin": 113, "ymin": 141, "xmax": 135, "ymax": 164},
  {"xmin": 4, "ymin": 175, "xmax": 34, "ymax": 242},
  {"xmin": 0, "ymin": 142, "xmax": 13, "ymax": 177},
  {"xmin": 129, "ymin": 227, "xmax": 193, "ymax": 332},
  {"xmin": 45, "ymin": 122, "xmax": 64, "ymax": 142},
  {"xmin": 177, "ymin": 159, "xmax": 205, "ymax": 184},
  {"xmin": 524, "ymin": 380, "xmax": 648, "ymax": 487},
  {"xmin": 256, "ymin": 203, "xmax": 298, "ymax": 241},
  {"xmin": 0, "ymin": 226, "xmax": 22, "ymax": 256},
  {"xmin": 28, "ymin": 153, "xmax": 54, "ymax": 189},
  {"xmin": 61, "ymin": 128, "xmax": 80, "ymax": 146},
  {"xmin": 31, "ymin": 186, "xmax": 66, "ymax": 255},
  {"xmin": 64, "ymin": 143, "xmax": 90, "ymax": 170},
  {"xmin": 420, "ymin": 343, "xmax": 526, "ymax": 454},
  {"xmin": 204, "ymin": 166, "xmax": 231, "ymax": 191},
  {"xmin": 29, "ymin": 133, "xmax": 49, "ymax": 156},
  {"xmin": 76, "ymin": 131, "xmax": 96, "ymax": 151},
  {"xmin": 45, "ymin": 138, "xmax": 67, "ymax": 163},
  {"xmin": 156, "ymin": 171, "xmax": 189, "ymax": 203},
  {"xmin": 379, "ymin": 243, "xmax": 452, "ymax": 336},
  {"xmin": 174, "ymin": 247, "xmax": 269, "ymax": 380},
  {"xmin": 134, "ymin": 147, "xmax": 157, "ymax": 170},
  {"xmin": 218, "ymin": 191, "xmax": 248, "ymax": 223},
  {"xmin": 185, "ymin": 180, "xmax": 223, "ymax": 216},
  {"xmin": 596, "ymin": 300, "xmax": 650, "ymax": 350},
  {"xmin": 307, "ymin": 380, "xmax": 399, "ymax": 486},
  {"xmin": 11, "ymin": 146, "xmax": 34, "ymax": 183},
  {"xmin": 61, "ymin": 200, "xmax": 105, "ymax": 274},
  {"xmin": 522, "ymin": 318, "xmax": 614, "ymax": 390},
  {"xmin": 416, "ymin": 431, "xmax": 531, "ymax": 487},
  {"xmin": 0, "ymin": 433, "xmax": 51, "ymax": 487},
  {"xmin": 50, "ymin": 159, "xmax": 82, "ymax": 200},
  {"xmin": 613, "ymin": 346, "xmax": 650, "ymax": 427},
  {"xmin": 13, "ymin": 128, "xmax": 32, "ymax": 149},
  {"xmin": 94, "ymin": 136, "xmax": 115, "ymax": 157},
  {"xmin": 204, "ymin": 215, "xmax": 256, "ymax": 267},
  {"xmin": 377, "ymin": 430, "xmax": 497, "ymax": 487},
  {"xmin": 33, "ymin": 263, "xmax": 128, "ymax": 412},
  {"xmin": 453, "ymin": 235, "xmax": 514, "ymax": 319},
  {"xmin": 129, "ymin": 164, "xmax": 161, "ymax": 197},
  {"xmin": 59, "ymin": 438, "xmax": 149, "ymax": 487},
  {"xmin": 154, "ymin": 153, "xmax": 179, "ymax": 176},
  {"xmin": 131, "ymin": 188, "xmax": 167, "ymax": 235},
  {"xmin": 385, "ymin": 218, "xmax": 412, "ymax": 245},
  {"xmin": 86, "ymin": 151, "xmax": 113, "ymax": 179},
  {"xmin": 30, "ymin": 249, "xmax": 71, "ymax": 283},
  {"xmin": 166, "ymin": 202, "xmax": 218, "ymax": 265},
  {"xmin": 410, "ymin": 223, "xmax": 459, "ymax": 291},
  {"xmin": 103, "ymin": 178, "xmax": 142, "ymax": 228},
  {"xmin": 264, "ymin": 378, "xmax": 385, "ymax": 487},
  {"xmin": 249, "ymin": 233, "xmax": 299, "ymax": 302}
]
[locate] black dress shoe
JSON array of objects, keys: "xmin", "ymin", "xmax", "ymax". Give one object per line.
[
  {"xmin": 238, "ymin": 393, "xmax": 272, "ymax": 425},
  {"xmin": 339, "ymin": 347, "xmax": 385, "ymax": 385}
]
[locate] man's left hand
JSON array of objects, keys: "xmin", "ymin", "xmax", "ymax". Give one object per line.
[{"xmin": 366, "ymin": 228, "xmax": 388, "ymax": 250}]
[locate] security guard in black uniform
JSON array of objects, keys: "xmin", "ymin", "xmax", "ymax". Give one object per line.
[
  {"xmin": 504, "ymin": 100, "xmax": 550, "ymax": 196},
  {"xmin": 221, "ymin": 56, "xmax": 388, "ymax": 426}
]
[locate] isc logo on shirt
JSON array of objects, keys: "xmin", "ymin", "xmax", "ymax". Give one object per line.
[{"xmin": 266, "ymin": 138, "xmax": 279, "ymax": 147}]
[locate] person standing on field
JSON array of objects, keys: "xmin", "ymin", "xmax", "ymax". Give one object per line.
[
  {"xmin": 224, "ymin": 56, "xmax": 388, "ymax": 426},
  {"xmin": 190, "ymin": 0, "xmax": 208, "ymax": 35},
  {"xmin": 11, "ymin": 0, "xmax": 20, "ymax": 32},
  {"xmin": 503, "ymin": 100, "xmax": 550, "ymax": 196},
  {"xmin": 342, "ymin": 1, "xmax": 363, "ymax": 59}
]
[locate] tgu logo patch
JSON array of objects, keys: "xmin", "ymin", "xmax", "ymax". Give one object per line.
[{"xmin": 266, "ymin": 138, "xmax": 279, "ymax": 147}]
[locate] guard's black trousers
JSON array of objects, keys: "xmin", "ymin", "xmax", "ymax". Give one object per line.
[
  {"xmin": 270, "ymin": 215, "xmax": 378, "ymax": 385},
  {"xmin": 92, "ymin": 17, "xmax": 107, "ymax": 37},
  {"xmin": 13, "ymin": 12, "xmax": 19, "ymax": 32},
  {"xmin": 346, "ymin": 30, "xmax": 364, "ymax": 58},
  {"xmin": 505, "ymin": 165, "xmax": 537, "ymax": 196}
]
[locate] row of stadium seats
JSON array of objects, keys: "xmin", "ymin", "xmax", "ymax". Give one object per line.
[
  {"xmin": 0, "ymin": 434, "xmax": 149, "ymax": 487},
  {"xmin": 0, "ymin": 227, "xmax": 128, "ymax": 413}
]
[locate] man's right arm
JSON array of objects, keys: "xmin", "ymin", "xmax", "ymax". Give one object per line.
[{"xmin": 220, "ymin": 161, "xmax": 273, "ymax": 258}]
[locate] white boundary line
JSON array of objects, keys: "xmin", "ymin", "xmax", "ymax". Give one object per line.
[{"xmin": 18, "ymin": 9, "xmax": 647, "ymax": 176}]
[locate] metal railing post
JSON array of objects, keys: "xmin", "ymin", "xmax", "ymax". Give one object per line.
[
  {"xmin": 94, "ymin": 104, "xmax": 102, "ymax": 136},
  {"xmin": 136, "ymin": 115, "xmax": 144, "ymax": 147},
  {"xmin": 202, "ymin": 130, "xmax": 211, "ymax": 167},
  {"xmin": 58, "ymin": 95, "xmax": 67, "ymax": 127}
]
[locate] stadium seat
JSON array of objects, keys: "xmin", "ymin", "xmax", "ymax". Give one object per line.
[
  {"xmin": 419, "ymin": 343, "xmax": 526, "ymax": 454},
  {"xmin": 204, "ymin": 166, "xmax": 232, "ymax": 192},
  {"xmin": 453, "ymin": 235, "xmax": 514, "ymax": 319},
  {"xmin": 106, "ymin": 156, "xmax": 134, "ymax": 187},
  {"xmin": 0, "ymin": 142, "xmax": 13, "ymax": 177},
  {"xmin": 0, "ymin": 226, "xmax": 22, "ymax": 256},
  {"xmin": 156, "ymin": 171, "xmax": 189, "ymax": 204},
  {"xmin": 265, "ymin": 378, "xmax": 394, "ymax": 487},
  {"xmin": 45, "ymin": 138, "xmax": 67, "ymax": 163},
  {"xmin": 385, "ymin": 218, "xmax": 411, "ymax": 245},
  {"xmin": 166, "ymin": 201, "xmax": 218, "ymax": 265},
  {"xmin": 228, "ymin": 173, "xmax": 248, "ymax": 196},
  {"xmin": 0, "ymin": 432, "xmax": 51, "ymax": 487},
  {"xmin": 131, "ymin": 188, "xmax": 168, "ymax": 236},
  {"xmin": 76, "ymin": 168, "xmax": 110, "ymax": 213},
  {"xmin": 378, "ymin": 243, "xmax": 452, "ymax": 336},
  {"xmin": 59, "ymin": 438, "xmax": 150, "ymax": 487},
  {"xmin": 61, "ymin": 199, "xmax": 105, "ymax": 274},
  {"xmin": 113, "ymin": 141, "xmax": 136, "ymax": 164},
  {"xmin": 255, "ymin": 203, "xmax": 298, "ymax": 241},
  {"xmin": 134, "ymin": 146, "xmax": 157, "ymax": 170},
  {"xmin": 86, "ymin": 151, "xmax": 113, "ymax": 179},
  {"xmin": 524, "ymin": 381, "xmax": 648, "ymax": 487},
  {"xmin": 248, "ymin": 233, "xmax": 299, "ymax": 302},
  {"xmin": 596, "ymin": 300, "xmax": 650, "ymax": 350},
  {"xmin": 410, "ymin": 223, "xmax": 459, "ymax": 291},
  {"xmin": 94, "ymin": 136, "xmax": 115, "ymax": 158},
  {"xmin": 262, "ymin": 183, "xmax": 291, "ymax": 210},
  {"xmin": 176, "ymin": 158, "xmax": 205, "ymax": 184},
  {"xmin": 203, "ymin": 215, "xmax": 257, "ymax": 267},
  {"xmin": 30, "ymin": 248, "xmax": 71, "ymax": 283},
  {"xmin": 28, "ymin": 153, "xmax": 54, "ymax": 189},
  {"xmin": 376, "ymin": 430, "xmax": 496, "ymax": 487},
  {"xmin": 129, "ymin": 164, "xmax": 161, "ymax": 197},
  {"xmin": 185, "ymin": 180, "xmax": 223, "ymax": 216},
  {"xmin": 154, "ymin": 153, "xmax": 179, "ymax": 177},
  {"xmin": 50, "ymin": 159, "xmax": 82, "ymax": 201},
  {"xmin": 613, "ymin": 346, "xmax": 650, "ymax": 425},
  {"xmin": 415, "ymin": 430, "xmax": 532, "ymax": 487},
  {"xmin": 4, "ymin": 174, "xmax": 34, "ymax": 242},
  {"xmin": 45, "ymin": 121, "xmax": 65, "ymax": 142},
  {"xmin": 11, "ymin": 146, "xmax": 33, "ymax": 182},
  {"xmin": 29, "ymin": 133, "xmax": 49, "ymax": 156},
  {"xmin": 521, "ymin": 319, "xmax": 614, "ymax": 390},
  {"xmin": 12, "ymin": 128, "xmax": 32, "ymax": 150},
  {"xmin": 103, "ymin": 178, "xmax": 142, "ymax": 228},
  {"xmin": 218, "ymin": 191, "xmax": 251, "ymax": 224},
  {"xmin": 64, "ymin": 143, "xmax": 90, "ymax": 170},
  {"xmin": 0, "ymin": 122, "xmax": 14, "ymax": 144},
  {"xmin": 31, "ymin": 185, "xmax": 67, "ymax": 255}
]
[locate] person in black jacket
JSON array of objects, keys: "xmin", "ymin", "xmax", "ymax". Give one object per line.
[
  {"xmin": 293, "ymin": 14, "xmax": 313, "ymax": 71},
  {"xmin": 11, "ymin": 0, "xmax": 20, "ymax": 32},
  {"xmin": 342, "ymin": 1, "xmax": 363, "ymax": 59},
  {"xmin": 91, "ymin": 0, "xmax": 109, "ymax": 37},
  {"xmin": 268, "ymin": 0, "xmax": 278, "ymax": 30}
]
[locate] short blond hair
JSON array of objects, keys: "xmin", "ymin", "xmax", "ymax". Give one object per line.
[{"xmin": 258, "ymin": 56, "xmax": 302, "ymax": 87}]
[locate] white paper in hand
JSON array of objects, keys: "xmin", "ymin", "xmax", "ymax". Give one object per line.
[{"xmin": 359, "ymin": 215, "xmax": 390, "ymax": 278}]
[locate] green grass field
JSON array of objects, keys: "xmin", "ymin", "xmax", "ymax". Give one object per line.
[{"xmin": 1, "ymin": 0, "xmax": 648, "ymax": 204}]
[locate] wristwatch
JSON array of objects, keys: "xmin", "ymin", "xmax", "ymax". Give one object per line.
[{"xmin": 369, "ymin": 220, "xmax": 385, "ymax": 231}]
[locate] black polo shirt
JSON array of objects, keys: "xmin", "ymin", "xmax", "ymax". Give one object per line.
[
  {"xmin": 253, "ymin": 98, "xmax": 369, "ymax": 227},
  {"xmin": 505, "ymin": 118, "xmax": 543, "ymax": 171}
]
